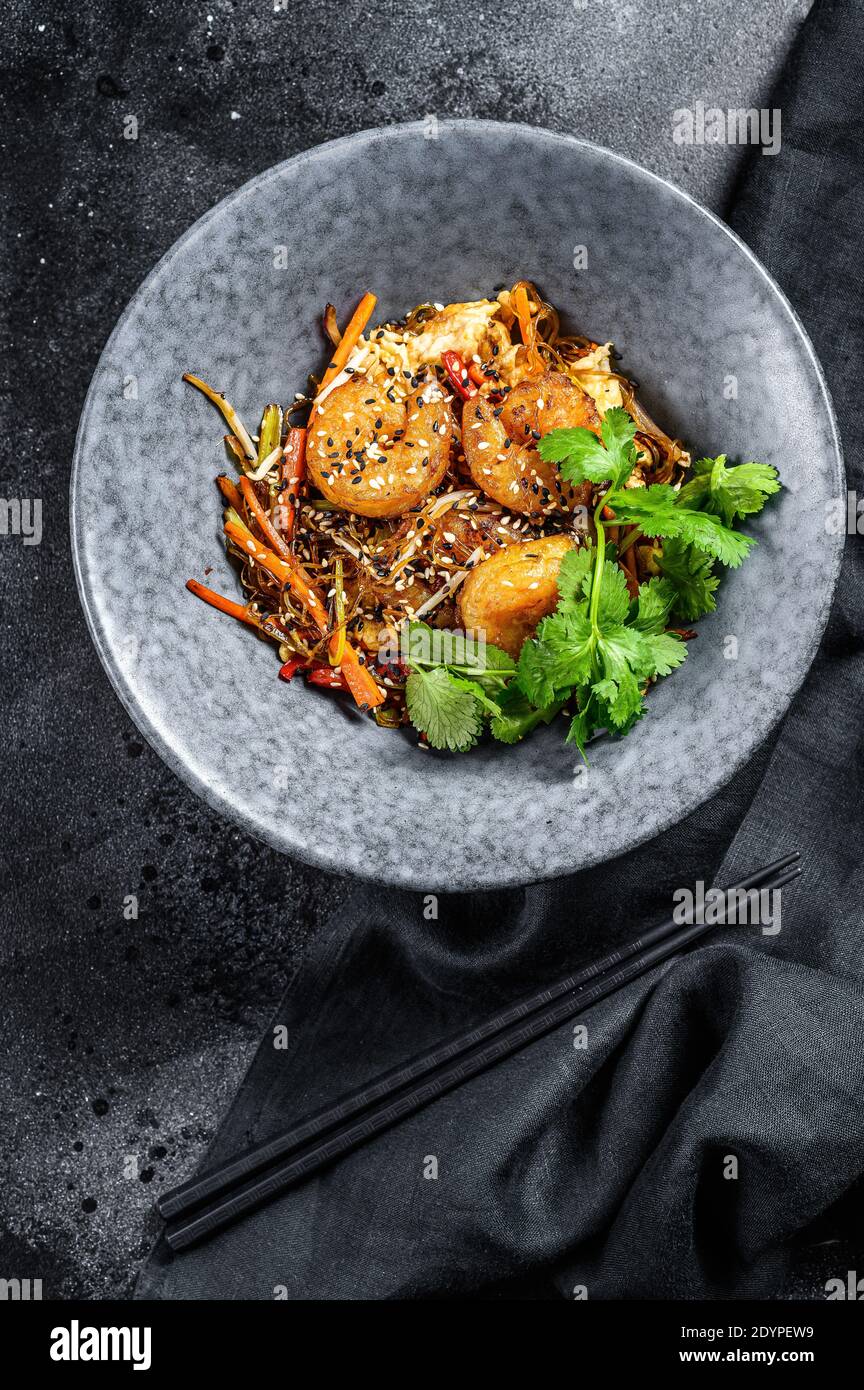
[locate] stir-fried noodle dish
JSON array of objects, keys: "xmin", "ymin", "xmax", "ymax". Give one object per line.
[{"xmin": 186, "ymin": 283, "xmax": 781, "ymax": 754}]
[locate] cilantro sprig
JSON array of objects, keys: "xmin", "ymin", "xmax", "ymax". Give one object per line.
[
  {"xmin": 403, "ymin": 407, "xmax": 780, "ymax": 755},
  {"xmin": 404, "ymin": 624, "xmax": 515, "ymax": 751},
  {"xmin": 677, "ymin": 454, "xmax": 782, "ymax": 527}
]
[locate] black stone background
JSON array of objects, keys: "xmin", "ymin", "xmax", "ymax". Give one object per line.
[{"xmin": 0, "ymin": 0, "xmax": 812, "ymax": 1299}]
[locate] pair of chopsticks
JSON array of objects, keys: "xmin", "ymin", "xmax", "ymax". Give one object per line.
[{"xmin": 159, "ymin": 851, "xmax": 800, "ymax": 1250}]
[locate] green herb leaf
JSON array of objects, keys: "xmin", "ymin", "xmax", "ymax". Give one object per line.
[
  {"xmin": 538, "ymin": 406, "xmax": 639, "ymax": 490},
  {"xmin": 657, "ymin": 537, "xmax": 720, "ymax": 621},
  {"xmin": 516, "ymin": 610, "xmax": 595, "ymax": 706},
  {"xmin": 637, "ymin": 630, "xmax": 688, "ymax": 678},
  {"xmin": 593, "ymin": 560, "xmax": 631, "ymax": 626},
  {"xmin": 599, "ymin": 406, "xmax": 640, "ymax": 469},
  {"xmin": 609, "ymin": 485, "xmax": 754, "ymax": 567},
  {"xmin": 555, "ymin": 545, "xmax": 595, "ymax": 606},
  {"xmin": 404, "ymin": 621, "xmax": 514, "ymax": 683},
  {"xmin": 631, "ymin": 576, "xmax": 677, "ymax": 634},
  {"xmin": 405, "ymin": 667, "xmax": 484, "ymax": 752},
  {"xmin": 446, "ymin": 674, "xmax": 503, "ymax": 717},
  {"xmin": 677, "ymin": 455, "xmax": 781, "ymax": 526},
  {"xmin": 565, "ymin": 697, "xmax": 595, "ymax": 757},
  {"xmin": 490, "ymin": 686, "xmax": 563, "ymax": 744}
]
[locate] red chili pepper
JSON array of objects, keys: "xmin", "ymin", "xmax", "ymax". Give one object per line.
[
  {"xmin": 282, "ymin": 656, "xmax": 351, "ymax": 691},
  {"xmin": 306, "ymin": 665, "xmax": 350, "ymax": 691},
  {"xmin": 441, "ymin": 350, "xmax": 478, "ymax": 400},
  {"xmin": 278, "ymin": 657, "xmax": 307, "ymax": 681}
]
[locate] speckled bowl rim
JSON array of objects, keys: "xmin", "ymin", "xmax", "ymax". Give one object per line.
[{"xmin": 70, "ymin": 120, "xmax": 844, "ymax": 889}]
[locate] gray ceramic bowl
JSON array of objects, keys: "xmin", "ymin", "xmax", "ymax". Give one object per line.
[{"xmin": 71, "ymin": 121, "xmax": 843, "ymax": 891}]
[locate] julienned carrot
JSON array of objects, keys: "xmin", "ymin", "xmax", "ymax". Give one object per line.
[
  {"xmin": 216, "ymin": 474, "xmax": 243, "ymax": 514},
  {"xmin": 467, "ymin": 362, "xmax": 488, "ymax": 388},
  {"xmin": 314, "ymin": 292, "xmax": 377, "ymax": 402},
  {"xmin": 186, "ymin": 578, "xmax": 290, "ymax": 644},
  {"xmin": 224, "ymin": 518, "xmax": 384, "ymax": 710},
  {"xmin": 224, "ymin": 517, "xmax": 325, "ymax": 629},
  {"xmin": 186, "ymin": 578, "xmax": 259, "ymax": 627},
  {"xmin": 238, "ymin": 475, "xmax": 293, "ymax": 563},
  {"xmin": 619, "ymin": 543, "xmax": 639, "ymax": 600},
  {"xmin": 275, "ymin": 427, "xmax": 307, "ymax": 542}
]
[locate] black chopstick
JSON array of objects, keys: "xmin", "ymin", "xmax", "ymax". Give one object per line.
[
  {"xmin": 161, "ymin": 851, "xmax": 799, "ymax": 1225},
  {"xmin": 162, "ymin": 854, "xmax": 799, "ymax": 1250},
  {"xmin": 160, "ymin": 849, "xmax": 798, "ymax": 1224}
]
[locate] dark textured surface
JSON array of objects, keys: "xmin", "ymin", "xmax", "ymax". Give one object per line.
[{"xmin": 0, "ymin": 0, "xmax": 810, "ymax": 1299}]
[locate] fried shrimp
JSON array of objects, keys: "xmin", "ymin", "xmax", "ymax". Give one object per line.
[
  {"xmin": 458, "ymin": 534, "xmax": 574, "ymax": 658},
  {"xmin": 307, "ymin": 376, "xmax": 453, "ymax": 519},
  {"xmin": 462, "ymin": 369, "xmax": 599, "ymax": 520}
]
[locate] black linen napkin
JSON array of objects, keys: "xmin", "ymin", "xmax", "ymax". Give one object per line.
[{"xmin": 137, "ymin": 0, "xmax": 864, "ymax": 1300}]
